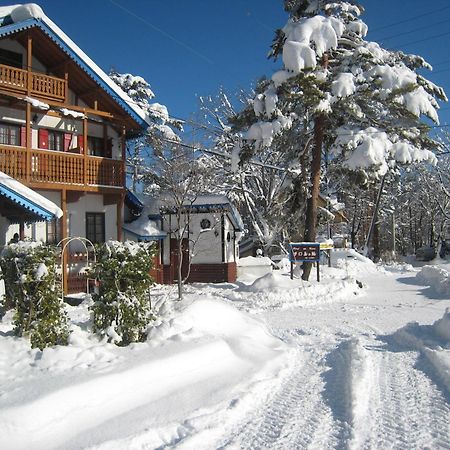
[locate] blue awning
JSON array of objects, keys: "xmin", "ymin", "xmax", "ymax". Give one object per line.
[{"xmin": 0, "ymin": 173, "xmax": 62, "ymax": 222}]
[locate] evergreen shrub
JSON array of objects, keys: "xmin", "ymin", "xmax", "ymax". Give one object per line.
[
  {"xmin": 89, "ymin": 240, "xmax": 155, "ymax": 346},
  {"xmin": 0, "ymin": 241, "xmax": 69, "ymax": 349}
]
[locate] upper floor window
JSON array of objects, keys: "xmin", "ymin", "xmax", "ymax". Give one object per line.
[
  {"xmin": 48, "ymin": 130, "xmax": 64, "ymax": 151},
  {"xmin": 0, "ymin": 122, "xmax": 20, "ymax": 146},
  {"xmin": 39, "ymin": 129, "xmax": 73, "ymax": 152},
  {"xmin": 88, "ymin": 136, "xmax": 105, "ymax": 157},
  {"xmin": 0, "ymin": 48, "xmax": 22, "ymax": 69}
]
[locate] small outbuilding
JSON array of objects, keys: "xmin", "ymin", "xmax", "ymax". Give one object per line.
[{"xmin": 124, "ymin": 194, "xmax": 244, "ymax": 284}]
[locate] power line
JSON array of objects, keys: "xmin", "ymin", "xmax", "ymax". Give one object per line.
[
  {"xmin": 378, "ymin": 17, "xmax": 450, "ymax": 43},
  {"xmin": 107, "ymin": 0, "xmax": 214, "ymax": 65},
  {"xmin": 369, "ymin": 5, "xmax": 450, "ymax": 33},
  {"xmin": 395, "ymin": 28, "xmax": 450, "ymax": 49}
]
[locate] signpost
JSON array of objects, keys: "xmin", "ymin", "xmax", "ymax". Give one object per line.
[{"xmin": 289, "ymin": 242, "xmax": 321, "ymax": 281}]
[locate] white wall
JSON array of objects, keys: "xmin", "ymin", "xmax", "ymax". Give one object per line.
[
  {"xmin": 160, "ymin": 210, "xmax": 239, "ymax": 265},
  {"xmin": 67, "ymin": 193, "xmax": 118, "ymax": 251},
  {"xmin": 0, "ymin": 190, "xmax": 118, "ymax": 252}
]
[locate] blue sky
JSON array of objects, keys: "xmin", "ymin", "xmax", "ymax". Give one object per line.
[{"xmin": 7, "ymin": 1, "xmax": 450, "ymax": 129}]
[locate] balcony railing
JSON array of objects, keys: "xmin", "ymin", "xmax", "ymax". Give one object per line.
[
  {"xmin": 0, "ymin": 64, "xmax": 67, "ymax": 102},
  {"xmin": 0, "ymin": 146, "xmax": 123, "ymax": 188}
]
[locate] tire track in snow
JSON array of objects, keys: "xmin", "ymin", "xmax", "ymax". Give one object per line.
[
  {"xmin": 363, "ymin": 348, "xmax": 450, "ymax": 450},
  {"xmin": 222, "ymin": 337, "xmax": 344, "ymax": 450}
]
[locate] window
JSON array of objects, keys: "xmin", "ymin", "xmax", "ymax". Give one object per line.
[
  {"xmin": 48, "ymin": 130, "xmax": 64, "ymax": 151},
  {"xmin": 88, "ymin": 136, "xmax": 105, "ymax": 157},
  {"xmin": 0, "ymin": 48, "xmax": 22, "ymax": 68},
  {"xmin": 0, "ymin": 122, "xmax": 20, "ymax": 146},
  {"xmin": 86, "ymin": 212, "xmax": 105, "ymax": 244},
  {"xmin": 46, "ymin": 219, "xmax": 60, "ymax": 245},
  {"xmin": 39, "ymin": 130, "xmax": 72, "ymax": 151},
  {"xmin": 200, "ymin": 218, "xmax": 211, "ymax": 230}
]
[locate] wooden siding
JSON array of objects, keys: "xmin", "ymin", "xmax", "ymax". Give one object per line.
[
  {"xmin": 0, "ymin": 64, "xmax": 67, "ymax": 102},
  {"xmin": 0, "ymin": 145, "xmax": 123, "ymax": 188},
  {"xmin": 163, "ymin": 262, "xmax": 237, "ymax": 284}
]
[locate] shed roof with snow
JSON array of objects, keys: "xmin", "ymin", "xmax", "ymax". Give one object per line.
[{"xmin": 0, "ymin": 170, "xmax": 62, "ymax": 222}]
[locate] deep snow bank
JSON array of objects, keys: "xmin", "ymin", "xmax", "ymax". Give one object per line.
[
  {"xmin": 416, "ymin": 265, "xmax": 450, "ymax": 297},
  {"xmin": 0, "ymin": 298, "xmax": 287, "ymax": 450}
]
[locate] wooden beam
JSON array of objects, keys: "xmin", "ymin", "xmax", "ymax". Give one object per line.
[
  {"xmin": 83, "ymin": 116, "xmax": 88, "ymax": 185},
  {"xmin": 66, "ymin": 191, "xmax": 85, "ymax": 203},
  {"xmin": 27, "ymin": 34, "xmax": 32, "ymax": 94},
  {"xmin": 117, "ymin": 193, "xmax": 124, "ymax": 242},
  {"xmin": 25, "ymin": 103, "xmax": 31, "ymax": 182},
  {"xmin": 27, "ymin": 181, "xmax": 125, "ymax": 194},
  {"xmin": 61, "ymin": 189, "xmax": 68, "ymax": 296}
]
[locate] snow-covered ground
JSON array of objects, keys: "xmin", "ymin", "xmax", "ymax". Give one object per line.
[{"xmin": 1, "ymin": 250, "xmax": 449, "ymax": 449}]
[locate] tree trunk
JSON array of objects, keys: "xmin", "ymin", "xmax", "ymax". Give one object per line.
[
  {"xmin": 372, "ymin": 216, "xmax": 380, "ymax": 261},
  {"xmin": 302, "ymin": 114, "xmax": 324, "ymax": 281},
  {"xmin": 177, "ymin": 238, "xmax": 183, "ymax": 300},
  {"xmin": 364, "ymin": 174, "xmax": 385, "ymax": 258}
]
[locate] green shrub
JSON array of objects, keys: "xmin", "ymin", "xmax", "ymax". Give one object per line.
[
  {"xmin": 89, "ymin": 241, "xmax": 156, "ymax": 346},
  {"xmin": 0, "ymin": 241, "xmax": 69, "ymax": 349}
]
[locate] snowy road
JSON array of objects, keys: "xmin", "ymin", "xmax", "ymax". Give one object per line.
[
  {"xmin": 209, "ymin": 266, "xmax": 450, "ymax": 450},
  {"xmin": 1, "ymin": 259, "xmax": 449, "ymax": 449}
]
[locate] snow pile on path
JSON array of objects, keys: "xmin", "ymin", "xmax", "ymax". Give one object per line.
[
  {"xmin": 325, "ymin": 339, "xmax": 374, "ymax": 449},
  {"xmin": 224, "ymin": 270, "xmax": 364, "ymax": 311},
  {"xmin": 392, "ymin": 309, "xmax": 450, "ymax": 393},
  {"xmin": 331, "ymin": 248, "xmax": 380, "ymax": 276},
  {"xmin": 0, "ymin": 297, "xmax": 287, "ymax": 450},
  {"xmin": 416, "ymin": 265, "xmax": 450, "ymax": 296}
]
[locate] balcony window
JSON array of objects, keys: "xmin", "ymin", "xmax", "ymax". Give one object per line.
[
  {"xmin": 39, "ymin": 129, "xmax": 73, "ymax": 151},
  {"xmin": 0, "ymin": 122, "xmax": 20, "ymax": 146},
  {"xmin": 86, "ymin": 212, "xmax": 105, "ymax": 244},
  {"xmin": 48, "ymin": 130, "xmax": 64, "ymax": 151},
  {"xmin": 0, "ymin": 48, "xmax": 22, "ymax": 69},
  {"xmin": 88, "ymin": 136, "xmax": 105, "ymax": 157}
]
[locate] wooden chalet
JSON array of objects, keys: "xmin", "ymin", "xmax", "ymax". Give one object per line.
[{"xmin": 0, "ymin": 4, "xmax": 149, "ymax": 293}]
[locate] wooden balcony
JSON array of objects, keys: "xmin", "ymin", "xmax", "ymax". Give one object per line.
[
  {"xmin": 0, "ymin": 146, "xmax": 123, "ymax": 188},
  {"xmin": 0, "ymin": 64, "xmax": 67, "ymax": 102}
]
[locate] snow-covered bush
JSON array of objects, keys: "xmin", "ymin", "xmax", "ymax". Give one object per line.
[
  {"xmin": 0, "ymin": 242, "xmax": 69, "ymax": 349},
  {"xmin": 89, "ymin": 241, "xmax": 156, "ymax": 346}
]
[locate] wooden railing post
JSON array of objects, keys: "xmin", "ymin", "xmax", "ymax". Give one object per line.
[
  {"xmin": 83, "ymin": 115, "xmax": 88, "ymax": 185},
  {"xmin": 64, "ymin": 72, "xmax": 68, "ymax": 103},
  {"xmin": 121, "ymin": 126, "xmax": 126, "ymax": 187}
]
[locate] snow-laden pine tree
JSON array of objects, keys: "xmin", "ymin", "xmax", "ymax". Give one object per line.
[
  {"xmin": 233, "ymin": 0, "xmax": 446, "ymax": 279},
  {"xmin": 109, "ymin": 70, "xmax": 181, "ymax": 191}
]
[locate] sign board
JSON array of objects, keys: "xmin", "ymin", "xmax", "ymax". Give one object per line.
[
  {"xmin": 319, "ymin": 242, "xmax": 334, "ymax": 250},
  {"xmin": 289, "ymin": 242, "xmax": 320, "ymax": 262}
]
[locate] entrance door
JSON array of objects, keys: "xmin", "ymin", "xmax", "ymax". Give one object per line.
[{"xmin": 170, "ymin": 238, "xmax": 189, "ymax": 281}]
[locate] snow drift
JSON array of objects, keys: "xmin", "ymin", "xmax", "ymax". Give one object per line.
[{"xmin": 0, "ymin": 298, "xmax": 287, "ymax": 450}]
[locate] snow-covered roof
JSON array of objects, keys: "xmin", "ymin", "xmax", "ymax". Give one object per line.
[
  {"xmin": 0, "ymin": 4, "xmax": 151, "ymax": 129},
  {"xmin": 0, "ymin": 171, "xmax": 63, "ymax": 221},
  {"xmin": 123, "ymin": 214, "xmax": 167, "ymax": 241},
  {"xmin": 183, "ymin": 195, "xmax": 244, "ymax": 231}
]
